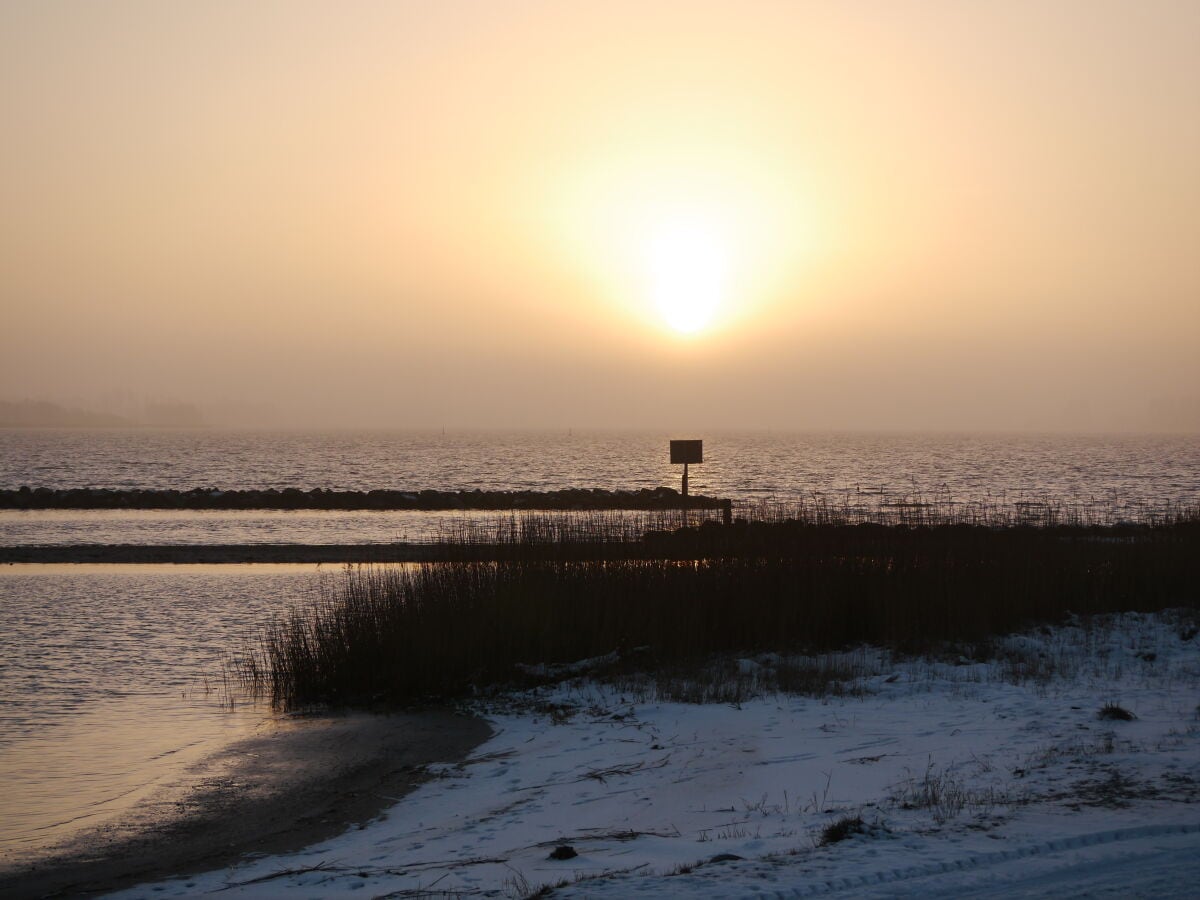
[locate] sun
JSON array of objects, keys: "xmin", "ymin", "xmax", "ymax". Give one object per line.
[
  {"xmin": 642, "ymin": 214, "xmax": 732, "ymax": 334},
  {"xmin": 550, "ymin": 146, "xmax": 811, "ymax": 338}
]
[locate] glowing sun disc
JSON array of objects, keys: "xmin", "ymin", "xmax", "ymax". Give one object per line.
[{"xmin": 644, "ymin": 217, "xmax": 731, "ymax": 334}]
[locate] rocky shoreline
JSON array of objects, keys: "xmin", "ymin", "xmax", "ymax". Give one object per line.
[{"xmin": 0, "ymin": 485, "xmax": 728, "ymax": 511}]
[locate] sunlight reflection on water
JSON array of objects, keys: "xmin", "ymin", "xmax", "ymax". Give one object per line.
[
  {"xmin": 0, "ymin": 564, "xmax": 326, "ymax": 861},
  {"xmin": 3, "ymin": 431, "xmax": 1197, "ymax": 547},
  {"xmin": 3, "ymin": 429, "xmax": 1198, "ymax": 506},
  {"xmin": 1, "ymin": 430, "xmax": 1197, "ymax": 861},
  {"xmin": 0, "ymin": 508, "xmax": 489, "ymax": 546}
]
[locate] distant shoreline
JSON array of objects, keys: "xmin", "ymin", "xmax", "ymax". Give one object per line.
[{"xmin": 0, "ymin": 423, "xmax": 210, "ymax": 430}]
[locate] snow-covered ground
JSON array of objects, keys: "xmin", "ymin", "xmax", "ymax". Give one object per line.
[{"xmin": 111, "ymin": 610, "xmax": 1200, "ymax": 898}]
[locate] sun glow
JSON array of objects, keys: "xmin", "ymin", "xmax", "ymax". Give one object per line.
[
  {"xmin": 643, "ymin": 215, "xmax": 731, "ymax": 334},
  {"xmin": 550, "ymin": 138, "xmax": 820, "ymax": 340}
]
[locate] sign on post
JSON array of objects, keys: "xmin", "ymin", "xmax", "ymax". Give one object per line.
[
  {"xmin": 669, "ymin": 439, "xmax": 703, "ymax": 498},
  {"xmin": 669, "ymin": 440, "xmax": 703, "ymax": 465}
]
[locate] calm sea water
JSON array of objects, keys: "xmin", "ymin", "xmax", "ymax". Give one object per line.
[
  {"xmin": 0, "ymin": 564, "xmax": 328, "ymax": 864},
  {"xmin": 0, "ymin": 508, "xmax": 512, "ymax": 546},
  {"xmin": 4, "ymin": 428, "xmax": 1198, "ymax": 501},
  {"xmin": 1, "ymin": 429, "xmax": 1197, "ymax": 864},
  {"xmin": 2, "ymin": 430, "xmax": 1197, "ymax": 546}
]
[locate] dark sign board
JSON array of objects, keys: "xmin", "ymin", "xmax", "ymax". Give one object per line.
[{"xmin": 670, "ymin": 439, "xmax": 703, "ymax": 465}]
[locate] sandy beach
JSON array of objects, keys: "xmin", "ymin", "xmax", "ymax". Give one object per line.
[{"xmin": 0, "ymin": 710, "xmax": 490, "ymax": 899}]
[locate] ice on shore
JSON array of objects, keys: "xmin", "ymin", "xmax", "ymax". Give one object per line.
[{"xmin": 111, "ymin": 610, "xmax": 1200, "ymax": 898}]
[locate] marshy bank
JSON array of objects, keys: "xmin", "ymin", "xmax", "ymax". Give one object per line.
[{"xmin": 233, "ymin": 503, "xmax": 1200, "ymax": 709}]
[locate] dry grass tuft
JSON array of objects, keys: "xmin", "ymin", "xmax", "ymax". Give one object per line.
[{"xmin": 229, "ymin": 508, "xmax": 1200, "ymax": 708}]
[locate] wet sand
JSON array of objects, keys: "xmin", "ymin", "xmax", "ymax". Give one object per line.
[{"xmin": 0, "ymin": 710, "xmax": 491, "ymax": 899}]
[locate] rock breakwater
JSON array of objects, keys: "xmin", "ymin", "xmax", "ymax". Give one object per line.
[{"xmin": 0, "ymin": 486, "xmax": 727, "ymax": 511}]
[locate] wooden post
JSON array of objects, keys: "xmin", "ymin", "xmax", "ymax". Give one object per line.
[{"xmin": 670, "ymin": 439, "xmax": 701, "ymax": 511}]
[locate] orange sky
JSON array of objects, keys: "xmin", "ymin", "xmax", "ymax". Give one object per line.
[{"xmin": 2, "ymin": 1, "xmax": 1197, "ymax": 430}]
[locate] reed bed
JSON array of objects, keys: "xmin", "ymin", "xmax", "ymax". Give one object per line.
[
  {"xmin": 432, "ymin": 493, "xmax": 1200, "ymax": 548},
  {"xmin": 734, "ymin": 490, "xmax": 1200, "ymax": 529},
  {"xmin": 233, "ymin": 497, "xmax": 1199, "ymax": 709},
  {"xmin": 432, "ymin": 508, "xmax": 716, "ymax": 547}
]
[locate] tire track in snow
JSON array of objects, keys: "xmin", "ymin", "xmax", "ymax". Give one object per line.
[{"xmin": 741, "ymin": 822, "xmax": 1200, "ymax": 899}]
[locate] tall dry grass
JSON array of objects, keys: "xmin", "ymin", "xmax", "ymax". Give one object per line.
[{"xmin": 232, "ymin": 500, "xmax": 1199, "ymax": 708}]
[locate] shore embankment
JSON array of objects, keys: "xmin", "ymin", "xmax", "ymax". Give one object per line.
[
  {"xmin": 0, "ymin": 485, "xmax": 727, "ymax": 511},
  {"xmin": 5, "ymin": 515, "xmax": 1195, "ymax": 564}
]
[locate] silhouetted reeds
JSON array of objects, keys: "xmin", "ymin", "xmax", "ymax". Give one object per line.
[
  {"xmin": 232, "ymin": 499, "xmax": 1200, "ymax": 708},
  {"xmin": 734, "ymin": 490, "xmax": 1200, "ymax": 529},
  {"xmin": 437, "ymin": 492, "xmax": 1200, "ymax": 549}
]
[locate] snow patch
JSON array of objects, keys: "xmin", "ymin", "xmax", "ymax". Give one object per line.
[{"xmin": 109, "ymin": 610, "xmax": 1200, "ymax": 898}]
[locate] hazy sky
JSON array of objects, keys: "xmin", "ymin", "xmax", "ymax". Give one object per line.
[{"xmin": 2, "ymin": 1, "xmax": 1197, "ymax": 431}]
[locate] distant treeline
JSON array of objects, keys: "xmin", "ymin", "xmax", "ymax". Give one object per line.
[
  {"xmin": 0, "ymin": 400, "xmax": 132, "ymax": 428},
  {"xmin": 0, "ymin": 399, "xmax": 203, "ymax": 428},
  {"xmin": 0, "ymin": 485, "xmax": 726, "ymax": 511}
]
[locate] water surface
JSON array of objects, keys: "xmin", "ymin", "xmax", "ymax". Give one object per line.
[
  {"xmin": 0, "ymin": 508, "xmax": 482, "ymax": 546},
  {"xmin": 0, "ymin": 564, "xmax": 327, "ymax": 863},
  {"xmin": 2, "ymin": 429, "xmax": 1197, "ymax": 863},
  {"xmin": 4, "ymin": 429, "xmax": 1197, "ymax": 507}
]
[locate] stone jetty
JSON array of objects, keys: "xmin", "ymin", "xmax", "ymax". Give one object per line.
[{"xmin": 0, "ymin": 486, "xmax": 727, "ymax": 511}]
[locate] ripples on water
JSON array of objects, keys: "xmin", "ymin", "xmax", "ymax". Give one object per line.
[
  {"xmin": 3, "ymin": 430, "xmax": 1196, "ymax": 547},
  {"xmin": 0, "ymin": 508, "xmax": 489, "ymax": 546},
  {"xmin": 3, "ymin": 429, "xmax": 1198, "ymax": 505},
  {"xmin": 0, "ymin": 564, "xmax": 326, "ymax": 862},
  {"xmin": 1, "ymin": 429, "xmax": 1197, "ymax": 864}
]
